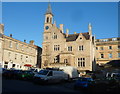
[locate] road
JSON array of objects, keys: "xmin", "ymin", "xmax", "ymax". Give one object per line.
[{"xmin": 2, "ymin": 78, "xmax": 87, "ymax": 94}]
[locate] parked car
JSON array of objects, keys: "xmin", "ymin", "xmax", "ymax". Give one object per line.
[
  {"xmin": 74, "ymin": 77, "xmax": 95, "ymax": 89},
  {"xmin": 33, "ymin": 68, "xmax": 68, "ymax": 84},
  {"xmin": 17, "ymin": 70, "xmax": 35, "ymax": 80},
  {"xmin": 12, "ymin": 70, "xmax": 22, "ymax": 79},
  {"xmin": 2, "ymin": 69, "xmax": 22, "ymax": 79},
  {"xmin": 2, "ymin": 70, "xmax": 14, "ymax": 79},
  {"xmin": 29, "ymin": 68, "xmax": 41, "ymax": 74},
  {"xmin": 0, "ymin": 68, "xmax": 6, "ymax": 74},
  {"xmin": 2, "ymin": 68, "xmax": 6, "ymax": 72}
]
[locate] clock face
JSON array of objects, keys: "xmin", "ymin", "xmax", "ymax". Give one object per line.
[{"xmin": 45, "ymin": 26, "xmax": 49, "ymax": 30}]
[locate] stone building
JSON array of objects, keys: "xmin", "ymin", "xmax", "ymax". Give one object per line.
[
  {"xmin": 96, "ymin": 37, "xmax": 120, "ymax": 65},
  {"xmin": 0, "ymin": 24, "xmax": 40, "ymax": 70},
  {"xmin": 42, "ymin": 3, "xmax": 96, "ymax": 72}
]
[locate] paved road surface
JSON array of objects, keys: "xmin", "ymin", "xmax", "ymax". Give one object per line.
[{"xmin": 2, "ymin": 78, "xmax": 87, "ymax": 94}]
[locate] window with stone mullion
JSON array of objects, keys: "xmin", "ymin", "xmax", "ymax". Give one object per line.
[
  {"xmin": 78, "ymin": 58, "xmax": 85, "ymax": 67},
  {"xmin": 79, "ymin": 45, "xmax": 83, "ymax": 51},
  {"xmin": 68, "ymin": 46, "xmax": 72, "ymax": 51}
]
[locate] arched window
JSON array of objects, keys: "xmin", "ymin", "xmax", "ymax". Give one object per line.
[{"xmin": 47, "ymin": 17, "xmax": 49, "ymax": 23}]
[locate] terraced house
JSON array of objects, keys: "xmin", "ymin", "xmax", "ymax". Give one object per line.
[
  {"xmin": 42, "ymin": 3, "xmax": 96, "ymax": 72},
  {"xmin": 96, "ymin": 37, "xmax": 120, "ymax": 65},
  {"xmin": 0, "ymin": 24, "xmax": 40, "ymax": 70}
]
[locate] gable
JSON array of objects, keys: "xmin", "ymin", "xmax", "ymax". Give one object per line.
[{"xmin": 50, "ymin": 26, "xmax": 65, "ymax": 41}]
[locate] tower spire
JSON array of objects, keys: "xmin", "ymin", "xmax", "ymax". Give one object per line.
[{"xmin": 46, "ymin": 2, "xmax": 53, "ymax": 15}]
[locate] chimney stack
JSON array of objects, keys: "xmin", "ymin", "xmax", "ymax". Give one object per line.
[
  {"xmin": 74, "ymin": 32, "xmax": 76, "ymax": 34},
  {"xmin": 10, "ymin": 34, "xmax": 12, "ymax": 37},
  {"xmin": 66, "ymin": 29, "xmax": 69, "ymax": 37},
  {"xmin": 29, "ymin": 40, "xmax": 34, "ymax": 45},
  {"xmin": 0, "ymin": 24, "xmax": 4, "ymax": 34},
  {"xmin": 24, "ymin": 40, "xmax": 26, "ymax": 43},
  {"xmin": 59, "ymin": 24, "xmax": 64, "ymax": 33}
]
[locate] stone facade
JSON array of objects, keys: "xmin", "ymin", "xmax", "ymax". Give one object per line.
[
  {"xmin": 96, "ymin": 37, "xmax": 120, "ymax": 65},
  {"xmin": 0, "ymin": 24, "xmax": 39, "ymax": 70},
  {"xmin": 0, "ymin": 24, "xmax": 4, "ymax": 68},
  {"xmin": 42, "ymin": 3, "xmax": 96, "ymax": 72}
]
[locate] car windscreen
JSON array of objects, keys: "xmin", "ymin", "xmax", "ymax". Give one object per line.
[{"xmin": 38, "ymin": 70, "xmax": 49, "ymax": 75}]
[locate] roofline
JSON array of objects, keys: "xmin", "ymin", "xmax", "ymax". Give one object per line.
[
  {"xmin": 96, "ymin": 37, "xmax": 120, "ymax": 40},
  {"xmin": 3, "ymin": 35, "xmax": 38, "ymax": 48}
]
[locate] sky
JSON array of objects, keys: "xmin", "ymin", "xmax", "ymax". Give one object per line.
[{"xmin": 2, "ymin": 2, "xmax": 118, "ymax": 47}]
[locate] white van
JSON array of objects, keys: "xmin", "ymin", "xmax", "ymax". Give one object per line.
[
  {"xmin": 34, "ymin": 68, "xmax": 68, "ymax": 84},
  {"xmin": 59, "ymin": 66, "xmax": 79, "ymax": 80}
]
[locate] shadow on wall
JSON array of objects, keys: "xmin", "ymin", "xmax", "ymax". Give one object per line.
[{"xmin": 92, "ymin": 57, "xmax": 96, "ymax": 71}]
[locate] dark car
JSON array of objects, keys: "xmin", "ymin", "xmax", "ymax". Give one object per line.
[
  {"xmin": 0, "ymin": 68, "xmax": 6, "ymax": 74},
  {"xmin": 3, "ymin": 69, "xmax": 22, "ymax": 79},
  {"xmin": 17, "ymin": 70, "xmax": 35, "ymax": 80},
  {"xmin": 2, "ymin": 68, "xmax": 6, "ymax": 72},
  {"xmin": 12, "ymin": 70, "xmax": 22, "ymax": 79},
  {"xmin": 2, "ymin": 70, "xmax": 14, "ymax": 79},
  {"xmin": 74, "ymin": 77, "xmax": 95, "ymax": 89}
]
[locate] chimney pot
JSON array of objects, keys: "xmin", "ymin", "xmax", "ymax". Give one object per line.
[
  {"xmin": 24, "ymin": 40, "xmax": 26, "ymax": 43},
  {"xmin": 29, "ymin": 40, "xmax": 34, "ymax": 45},
  {"xmin": 10, "ymin": 34, "xmax": 12, "ymax": 37}
]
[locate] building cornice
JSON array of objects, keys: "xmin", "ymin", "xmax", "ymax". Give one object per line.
[
  {"xmin": 3, "ymin": 35, "xmax": 37, "ymax": 48},
  {"xmin": 96, "ymin": 41, "xmax": 120, "ymax": 46}
]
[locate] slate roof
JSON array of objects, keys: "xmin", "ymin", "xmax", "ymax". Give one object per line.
[
  {"xmin": 65, "ymin": 34, "xmax": 79, "ymax": 42},
  {"xmin": 64, "ymin": 32, "xmax": 90, "ymax": 42},
  {"xmin": 82, "ymin": 32, "xmax": 90, "ymax": 40}
]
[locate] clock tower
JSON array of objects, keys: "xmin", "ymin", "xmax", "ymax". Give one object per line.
[
  {"xmin": 44, "ymin": 2, "xmax": 53, "ymax": 32},
  {"xmin": 42, "ymin": 3, "xmax": 54, "ymax": 68}
]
